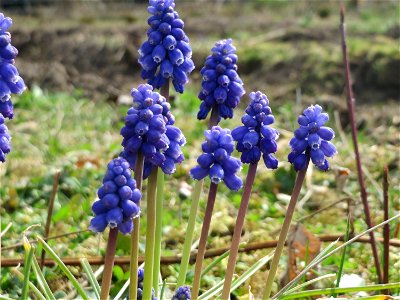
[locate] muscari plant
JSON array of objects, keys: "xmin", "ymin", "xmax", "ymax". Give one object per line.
[{"xmin": 7, "ymin": 2, "xmax": 399, "ymax": 300}]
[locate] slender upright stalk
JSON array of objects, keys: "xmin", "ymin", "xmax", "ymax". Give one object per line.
[
  {"xmin": 129, "ymin": 152, "xmax": 144, "ymax": 300},
  {"xmin": 340, "ymin": 5, "xmax": 382, "ymax": 283},
  {"xmin": 152, "ymin": 80, "xmax": 170, "ymax": 296},
  {"xmin": 177, "ymin": 179, "xmax": 204, "ymax": 287},
  {"xmin": 191, "ymin": 182, "xmax": 218, "ymax": 300},
  {"xmin": 153, "ymin": 170, "xmax": 164, "ymax": 296},
  {"xmin": 221, "ymin": 163, "xmax": 258, "ymax": 299},
  {"xmin": 40, "ymin": 170, "xmax": 61, "ymax": 269},
  {"xmin": 143, "ymin": 168, "xmax": 159, "ymax": 300},
  {"xmin": 263, "ymin": 164, "xmax": 309, "ymax": 300},
  {"xmin": 100, "ymin": 227, "xmax": 119, "ymax": 300},
  {"xmin": 383, "ymin": 166, "xmax": 390, "ymax": 294}
]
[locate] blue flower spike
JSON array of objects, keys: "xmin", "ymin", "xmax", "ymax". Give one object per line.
[
  {"xmin": 172, "ymin": 286, "xmax": 191, "ymax": 300},
  {"xmin": 138, "ymin": 0, "xmax": 194, "ymax": 92},
  {"xmin": 89, "ymin": 157, "xmax": 142, "ymax": 235},
  {"xmin": 190, "ymin": 126, "xmax": 242, "ymax": 191},
  {"xmin": 120, "ymin": 83, "xmax": 185, "ymax": 178},
  {"xmin": 197, "ymin": 39, "xmax": 245, "ymax": 121},
  {"xmin": 0, "ymin": 113, "xmax": 11, "ymax": 162},
  {"xmin": 0, "ymin": 13, "xmax": 26, "ymax": 119},
  {"xmin": 232, "ymin": 91, "xmax": 279, "ymax": 169},
  {"xmin": 288, "ymin": 104, "xmax": 337, "ymax": 171}
]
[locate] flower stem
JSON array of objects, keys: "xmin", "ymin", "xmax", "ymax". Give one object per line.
[
  {"xmin": 177, "ymin": 179, "xmax": 204, "ymax": 287},
  {"xmin": 340, "ymin": 5, "xmax": 382, "ymax": 283},
  {"xmin": 143, "ymin": 167, "xmax": 159, "ymax": 300},
  {"xmin": 153, "ymin": 170, "xmax": 164, "ymax": 296},
  {"xmin": 100, "ymin": 227, "xmax": 118, "ymax": 300},
  {"xmin": 221, "ymin": 163, "xmax": 258, "ymax": 299},
  {"xmin": 129, "ymin": 152, "xmax": 144, "ymax": 300},
  {"xmin": 263, "ymin": 164, "xmax": 308, "ymax": 300},
  {"xmin": 191, "ymin": 182, "xmax": 218, "ymax": 300},
  {"xmin": 383, "ymin": 165, "xmax": 390, "ymax": 293}
]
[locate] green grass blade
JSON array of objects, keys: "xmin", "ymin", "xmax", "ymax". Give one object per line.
[
  {"xmin": 0, "ymin": 295, "xmax": 16, "ymax": 300},
  {"xmin": 12, "ymin": 268, "xmax": 46, "ymax": 300},
  {"xmin": 31, "ymin": 255, "xmax": 56, "ymax": 300},
  {"xmin": 80, "ymin": 258, "xmax": 100, "ymax": 300},
  {"xmin": 199, "ymin": 252, "xmax": 274, "ymax": 300},
  {"xmin": 21, "ymin": 246, "xmax": 35, "ymax": 300},
  {"xmin": 160, "ymin": 280, "xmax": 167, "ymax": 300},
  {"xmin": 201, "ymin": 248, "xmax": 231, "ymax": 278},
  {"xmin": 38, "ymin": 237, "xmax": 88, "ymax": 300},
  {"xmin": 279, "ymin": 282, "xmax": 400, "ymax": 299},
  {"xmin": 334, "ymin": 214, "xmax": 351, "ymax": 297},
  {"xmin": 283, "ymin": 273, "xmax": 336, "ymax": 296},
  {"xmin": 113, "ymin": 278, "xmax": 130, "ymax": 300}
]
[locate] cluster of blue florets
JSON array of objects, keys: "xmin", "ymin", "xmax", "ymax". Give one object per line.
[
  {"xmin": 232, "ymin": 91, "xmax": 279, "ymax": 169},
  {"xmin": 197, "ymin": 39, "xmax": 245, "ymax": 121},
  {"xmin": 0, "ymin": 114, "xmax": 10, "ymax": 162},
  {"xmin": 137, "ymin": 268, "xmax": 157, "ymax": 300},
  {"xmin": 89, "ymin": 158, "xmax": 141, "ymax": 235},
  {"xmin": 138, "ymin": 0, "xmax": 195, "ymax": 93},
  {"xmin": 0, "ymin": 14, "xmax": 25, "ymax": 119},
  {"xmin": 120, "ymin": 84, "xmax": 185, "ymax": 178},
  {"xmin": 172, "ymin": 286, "xmax": 191, "ymax": 300},
  {"xmin": 288, "ymin": 104, "xmax": 337, "ymax": 171},
  {"xmin": 190, "ymin": 126, "xmax": 242, "ymax": 191}
]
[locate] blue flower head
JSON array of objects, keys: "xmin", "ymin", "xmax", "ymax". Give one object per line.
[
  {"xmin": 172, "ymin": 286, "xmax": 191, "ymax": 300},
  {"xmin": 138, "ymin": 0, "xmax": 194, "ymax": 93},
  {"xmin": 0, "ymin": 13, "xmax": 26, "ymax": 119},
  {"xmin": 0, "ymin": 113, "xmax": 11, "ymax": 162},
  {"xmin": 190, "ymin": 126, "xmax": 242, "ymax": 191},
  {"xmin": 288, "ymin": 104, "xmax": 337, "ymax": 171},
  {"xmin": 89, "ymin": 158, "xmax": 142, "ymax": 235},
  {"xmin": 197, "ymin": 39, "xmax": 245, "ymax": 121},
  {"xmin": 137, "ymin": 268, "xmax": 157, "ymax": 300},
  {"xmin": 232, "ymin": 91, "xmax": 279, "ymax": 169},
  {"xmin": 120, "ymin": 84, "xmax": 185, "ymax": 178}
]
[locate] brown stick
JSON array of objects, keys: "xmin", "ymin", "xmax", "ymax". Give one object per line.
[
  {"xmin": 383, "ymin": 166, "xmax": 390, "ymax": 293},
  {"xmin": 2, "ymin": 235, "xmax": 400, "ymax": 268},
  {"xmin": 340, "ymin": 4, "xmax": 383, "ymax": 283},
  {"xmin": 40, "ymin": 170, "xmax": 61, "ymax": 269}
]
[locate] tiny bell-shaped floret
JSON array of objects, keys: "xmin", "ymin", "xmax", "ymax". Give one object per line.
[
  {"xmin": 190, "ymin": 126, "xmax": 243, "ymax": 191},
  {"xmin": 89, "ymin": 157, "xmax": 141, "ymax": 235},
  {"xmin": 138, "ymin": 0, "xmax": 194, "ymax": 92},
  {"xmin": 232, "ymin": 91, "xmax": 279, "ymax": 169},
  {"xmin": 0, "ymin": 113, "xmax": 11, "ymax": 162},
  {"xmin": 288, "ymin": 104, "xmax": 337, "ymax": 171},
  {"xmin": 197, "ymin": 39, "xmax": 245, "ymax": 121},
  {"xmin": 172, "ymin": 286, "xmax": 191, "ymax": 300}
]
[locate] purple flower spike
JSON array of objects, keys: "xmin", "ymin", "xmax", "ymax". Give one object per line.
[
  {"xmin": 0, "ymin": 114, "xmax": 11, "ymax": 162},
  {"xmin": 190, "ymin": 126, "xmax": 242, "ymax": 191},
  {"xmin": 0, "ymin": 13, "xmax": 26, "ymax": 120},
  {"xmin": 172, "ymin": 286, "xmax": 191, "ymax": 300},
  {"xmin": 288, "ymin": 104, "xmax": 337, "ymax": 171},
  {"xmin": 89, "ymin": 157, "xmax": 141, "ymax": 235},
  {"xmin": 138, "ymin": 0, "xmax": 194, "ymax": 92},
  {"xmin": 120, "ymin": 84, "xmax": 185, "ymax": 177},
  {"xmin": 232, "ymin": 91, "xmax": 279, "ymax": 169},
  {"xmin": 197, "ymin": 39, "xmax": 245, "ymax": 121}
]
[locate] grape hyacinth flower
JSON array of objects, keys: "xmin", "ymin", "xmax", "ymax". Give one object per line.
[
  {"xmin": 137, "ymin": 268, "xmax": 157, "ymax": 300},
  {"xmin": 172, "ymin": 286, "xmax": 191, "ymax": 300},
  {"xmin": 288, "ymin": 104, "xmax": 336, "ymax": 171},
  {"xmin": 0, "ymin": 13, "xmax": 26, "ymax": 119},
  {"xmin": 138, "ymin": 0, "xmax": 195, "ymax": 93},
  {"xmin": 232, "ymin": 91, "xmax": 279, "ymax": 168},
  {"xmin": 89, "ymin": 157, "xmax": 141, "ymax": 235},
  {"xmin": 197, "ymin": 39, "xmax": 245, "ymax": 120},
  {"xmin": 190, "ymin": 126, "xmax": 242, "ymax": 191},
  {"xmin": 0, "ymin": 114, "xmax": 11, "ymax": 162},
  {"xmin": 120, "ymin": 84, "xmax": 186, "ymax": 177}
]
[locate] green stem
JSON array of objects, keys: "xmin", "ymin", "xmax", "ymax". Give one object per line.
[
  {"xmin": 143, "ymin": 168, "xmax": 159, "ymax": 300},
  {"xmin": 334, "ymin": 214, "xmax": 351, "ymax": 297},
  {"xmin": 280, "ymin": 282, "xmax": 400, "ymax": 299},
  {"xmin": 177, "ymin": 179, "xmax": 204, "ymax": 287},
  {"xmin": 191, "ymin": 182, "xmax": 218, "ymax": 300},
  {"xmin": 263, "ymin": 163, "xmax": 308, "ymax": 300},
  {"xmin": 129, "ymin": 152, "xmax": 144, "ymax": 300},
  {"xmin": 153, "ymin": 171, "xmax": 165, "ymax": 296},
  {"xmin": 100, "ymin": 227, "xmax": 118, "ymax": 300},
  {"xmin": 221, "ymin": 163, "xmax": 258, "ymax": 299}
]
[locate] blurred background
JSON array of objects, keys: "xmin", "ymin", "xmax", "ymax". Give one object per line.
[{"xmin": 1, "ymin": 0, "xmax": 399, "ymax": 298}]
